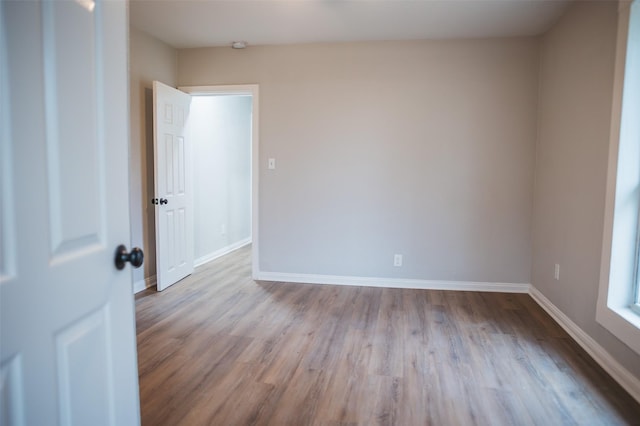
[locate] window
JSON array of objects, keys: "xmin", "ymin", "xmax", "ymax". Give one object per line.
[{"xmin": 596, "ymin": 0, "xmax": 640, "ymax": 355}]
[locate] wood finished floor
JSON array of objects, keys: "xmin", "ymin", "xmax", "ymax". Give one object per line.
[{"xmin": 136, "ymin": 246, "xmax": 640, "ymax": 425}]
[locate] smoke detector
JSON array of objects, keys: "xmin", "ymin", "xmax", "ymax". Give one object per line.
[{"xmin": 231, "ymin": 41, "xmax": 247, "ymax": 49}]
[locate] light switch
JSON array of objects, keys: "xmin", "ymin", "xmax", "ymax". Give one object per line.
[{"xmin": 268, "ymin": 158, "xmax": 276, "ymax": 170}]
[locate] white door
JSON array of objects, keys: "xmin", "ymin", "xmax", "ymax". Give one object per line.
[
  {"xmin": 153, "ymin": 81, "xmax": 194, "ymax": 291},
  {"xmin": 0, "ymin": 1, "xmax": 140, "ymax": 425}
]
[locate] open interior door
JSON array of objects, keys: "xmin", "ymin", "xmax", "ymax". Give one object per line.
[
  {"xmin": 153, "ymin": 81, "xmax": 194, "ymax": 291},
  {"xmin": 0, "ymin": 1, "xmax": 140, "ymax": 424}
]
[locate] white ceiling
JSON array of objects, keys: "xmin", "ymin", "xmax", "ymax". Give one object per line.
[{"xmin": 129, "ymin": 0, "xmax": 572, "ymax": 49}]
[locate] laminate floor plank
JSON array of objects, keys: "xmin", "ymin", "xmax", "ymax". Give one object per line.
[
  {"xmin": 136, "ymin": 245, "xmax": 640, "ymax": 425},
  {"xmin": 368, "ymin": 288, "xmax": 406, "ymax": 378}
]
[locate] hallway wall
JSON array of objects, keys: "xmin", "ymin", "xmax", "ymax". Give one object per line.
[{"xmin": 191, "ymin": 95, "xmax": 252, "ymax": 265}]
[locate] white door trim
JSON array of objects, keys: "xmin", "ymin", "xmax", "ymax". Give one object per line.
[{"xmin": 179, "ymin": 84, "xmax": 259, "ymax": 280}]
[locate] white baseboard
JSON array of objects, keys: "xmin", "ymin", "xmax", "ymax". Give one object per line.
[
  {"xmin": 529, "ymin": 286, "xmax": 640, "ymax": 404},
  {"xmin": 256, "ymin": 271, "xmax": 530, "ymax": 293},
  {"xmin": 194, "ymin": 238, "xmax": 252, "ymax": 268},
  {"xmin": 133, "ymin": 274, "xmax": 156, "ymax": 294}
]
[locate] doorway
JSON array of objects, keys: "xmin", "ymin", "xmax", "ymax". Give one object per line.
[
  {"xmin": 191, "ymin": 94, "xmax": 252, "ymax": 266},
  {"xmin": 181, "ymin": 85, "xmax": 259, "ymax": 278}
]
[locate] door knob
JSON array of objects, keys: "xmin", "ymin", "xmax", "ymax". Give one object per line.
[
  {"xmin": 160, "ymin": 198, "xmax": 168, "ymax": 205},
  {"xmin": 114, "ymin": 245, "xmax": 144, "ymax": 270},
  {"xmin": 151, "ymin": 198, "xmax": 158, "ymax": 205}
]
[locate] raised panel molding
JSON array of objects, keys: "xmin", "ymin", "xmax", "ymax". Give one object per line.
[
  {"xmin": 177, "ymin": 136, "xmax": 185, "ymax": 195},
  {"xmin": 164, "ymin": 103, "xmax": 172, "ymax": 124},
  {"xmin": 166, "ymin": 210, "xmax": 175, "ymax": 272},
  {"xmin": 0, "ymin": 2, "xmax": 16, "ymax": 283},
  {"xmin": 164, "ymin": 134, "xmax": 174, "ymax": 196},
  {"xmin": 0, "ymin": 355, "xmax": 26, "ymax": 426},
  {"xmin": 56, "ymin": 307, "xmax": 114, "ymax": 426},
  {"xmin": 176, "ymin": 106, "xmax": 184, "ymax": 128},
  {"xmin": 42, "ymin": 0, "xmax": 105, "ymax": 263},
  {"xmin": 178, "ymin": 208, "xmax": 186, "ymax": 267}
]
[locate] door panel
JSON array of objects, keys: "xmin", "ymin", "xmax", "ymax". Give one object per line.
[
  {"xmin": 56, "ymin": 307, "xmax": 113, "ymax": 426},
  {"xmin": 0, "ymin": 0, "xmax": 15, "ymax": 285},
  {"xmin": 0, "ymin": 1, "xmax": 140, "ymax": 425},
  {"xmin": 0, "ymin": 355, "xmax": 25, "ymax": 426},
  {"xmin": 43, "ymin": 0, "xmax": 103, "ymax": 260},
  {"xmin": 153, "ymin": 81, "xmax": 193, "ymax": 291}
]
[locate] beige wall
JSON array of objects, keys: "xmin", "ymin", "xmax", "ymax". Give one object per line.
[
  {"xmin": 532, "ymin": 2, "xmax": 640, "ymax": 377},
  {"xmin": 179, "ymin": 39, "xmax": 539, "ymax": 282},
  {"xmin": 129, "ymin": 27, "xmax": 177, "ymax": 285}
]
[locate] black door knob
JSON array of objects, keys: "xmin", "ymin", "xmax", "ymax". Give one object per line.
[
  {"xmin": 151, "ymin": 198, "xmax": 158, "ymax": 205},
  {"xmin": 114, "ymin": 245, "xmax": 144, "ymax": 270},
  {"xmin": 160, "ymin": 198, "xmax": 168, "ymax": 205}
]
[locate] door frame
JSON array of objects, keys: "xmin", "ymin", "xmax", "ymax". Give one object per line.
[{"xmin": 179, "ymin": 84, "xmax": 259, "ymax": 279}]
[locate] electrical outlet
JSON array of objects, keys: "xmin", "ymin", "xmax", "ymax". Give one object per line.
[
  {"xmin": 221, "ymin": 224, "xmax": 227, "ymax": 236},
  {"xmin": 268, "ymin": 158, "xmax": 276, "ymax": 170},
  {"xmin": 554, "ymin": 264, "xmax": 560, "ymax": 280},
  {"xmin": 394, "ymin": 254, "xmax": 403, "ymax": 267}
]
